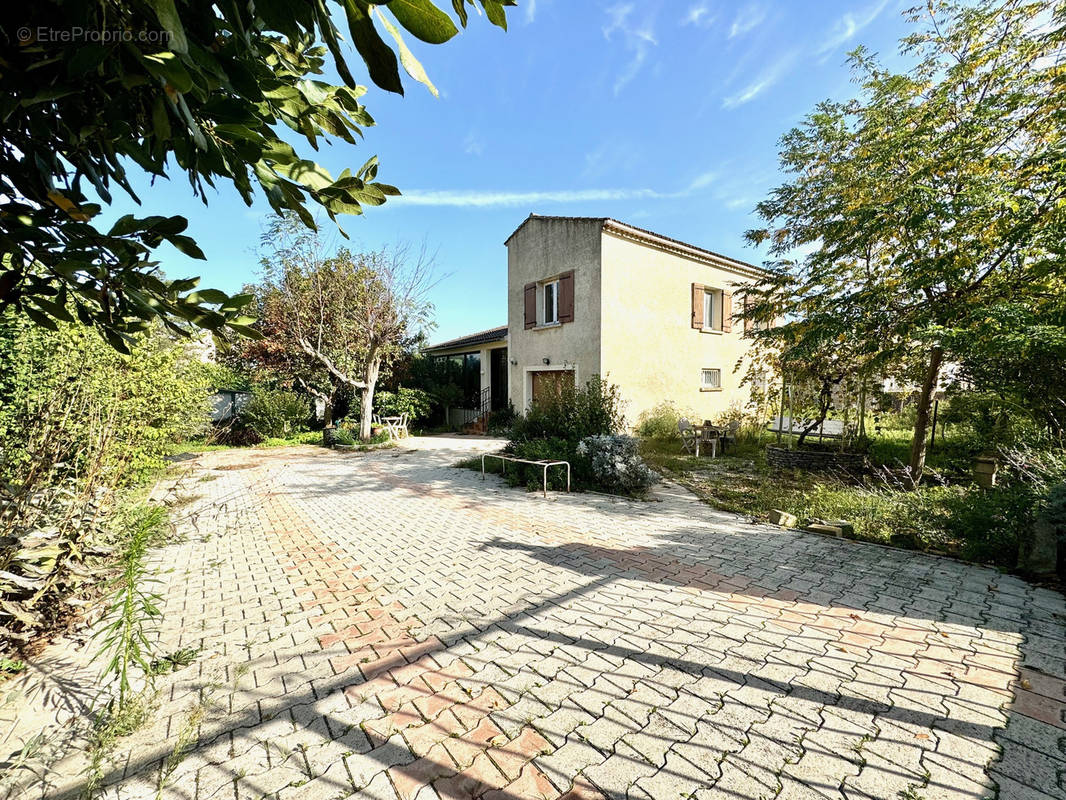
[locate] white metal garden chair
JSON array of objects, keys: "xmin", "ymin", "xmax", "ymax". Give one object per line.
[{"xmin": 679, "ymin": 418, "xmax": 699, "ymax": 455}]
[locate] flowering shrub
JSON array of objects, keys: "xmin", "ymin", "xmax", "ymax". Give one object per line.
[{"xmin": 576, "ymin": 435, "xmax": 658, "ymax": 496}]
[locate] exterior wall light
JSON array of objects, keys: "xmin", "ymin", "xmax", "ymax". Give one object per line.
[{"xmin": 542, "ymin": 357, "xmax": 550, "ymax": 365}]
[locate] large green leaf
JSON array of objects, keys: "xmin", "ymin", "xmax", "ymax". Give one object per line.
[
  {"xmin": 147, "ymin": 0, "xmax": 189, "ymax": 53},
  {"xmin": 376, "ymin": 8, "xmax": 439, "ymax": 97},
  {"xmin": 387, "ymin": 0, "xmax": 459, "ymax": 44},
  {"xmin": 343, "ymin": 0, "xmax": 404, "ymax": 95}
]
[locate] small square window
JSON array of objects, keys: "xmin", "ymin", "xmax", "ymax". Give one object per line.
[
  {"xmin": 543, "ymin": 280, "xmax": 559, "ymax": 325},
  {"xmin": 701, "ymin": 368, "xmax": 721, "ymax": 390}
]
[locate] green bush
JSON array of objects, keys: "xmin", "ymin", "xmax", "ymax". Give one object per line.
[
  {"xmin": 239, "ymin": 391, "xmax": 309, "ymax": 439},
  {"xmin": 941, "ymin": 391, "xmax": 1046, "ymax": 451},
  {"xmin": 511, "ymin": 376, "xmax": 625, "ymax": 443},
  {"xmin": 1043, "ymin": 483, "xmax": 1066, "ymax": 551},
  {"xmin": 487, "ymin": 404, "xmax": 517, "ymax": 435},
  {"xmin": 577, "ymin": 435, "xmax": 658, "ymax": 495},
  {"xmin": 0, "ymin": 313, "xmax": 211, "ymax": 641},
  {"xmin": 497, "ymin": 377, "xmax": 655, "ymax": 497},
  {"xmin": 503, "ymin": 437, "xmax": 579, "ymax": 491},
  {"xmin": 636, "ymin": 402, "xmax": 688, "ymax": 440},
  {"xmin": 333, "ymin": 428, "xmax": 390, "ymax": 448},
  {"xmin": 374, "ymin": 387, "xmax": 434, "ymax": 422}
]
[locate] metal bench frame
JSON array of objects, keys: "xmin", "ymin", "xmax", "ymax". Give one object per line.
[{"xmin": 481, "ymin": 454, "xmax": 571, "ymax": 498}]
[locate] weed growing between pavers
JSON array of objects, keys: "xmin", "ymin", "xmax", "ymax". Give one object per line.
[
  {"xmin": 91, "ymin": 505, "xmax": 167, "ymax": 710},
  {"xmin": 82, "ymin": 689, "xmax": 156, "ymax": 799}
]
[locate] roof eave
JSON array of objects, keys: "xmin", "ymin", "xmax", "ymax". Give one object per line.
[{"xmin": 602, "ymin": 219, "xmax": 769, "ymax": 280}]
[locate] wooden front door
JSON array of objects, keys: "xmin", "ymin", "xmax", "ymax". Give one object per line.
[{"xmin": 530, "ymin": 370, "xmax": 574, "ymax": 406}]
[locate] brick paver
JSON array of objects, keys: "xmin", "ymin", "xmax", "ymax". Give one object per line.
[{"xmin": 2, "ymin": 435, "xmax": 1064, "ymax": 800}]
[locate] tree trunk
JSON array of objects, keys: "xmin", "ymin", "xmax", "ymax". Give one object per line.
[
  {"xmin": 359, "ymin": 358, "xmax": 381, "ymax": 441},
  {"xmin": 796, "ymin": 378, "xmax": 833, "ymax": 447},
  {"xmin": 908, "ymin": 345, "xmax": 944, "ymax": 481},
  {"xmin": 857, "ymin": 379, "xmax": 867, "ymax": 439}
]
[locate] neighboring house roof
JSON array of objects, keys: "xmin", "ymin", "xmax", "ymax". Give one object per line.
[
  {"xmin": 424, "ymin": 325, "xmax": 508, "ymax": 353},
  {"xmin": 504, "ymin": 214, "xmax": 770, "ymax": 280}
]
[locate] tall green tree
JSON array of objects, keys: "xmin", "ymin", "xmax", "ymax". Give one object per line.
[
  {"xmin": 746, "ymin": 0, "xmax": 1066, "ymax": 478},
  {"xmin": 0, "ymin": 0, "xmax": 511, "ymax": 350},
  {"xmin": 243, "ymin": 214, "xmax": 434, "ymax": 439}
]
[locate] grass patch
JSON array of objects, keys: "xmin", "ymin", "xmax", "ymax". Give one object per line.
[
  {"xmin": 259, "ymin": 430, "xmax": 323, "ymax": 447},
  {"xmin": 639, "ymin": 436, "xmax": 1028, "ymax": 567},
  {"xmin": 0, "ymin": 658, "xmax": 26, "ymax": 675}
]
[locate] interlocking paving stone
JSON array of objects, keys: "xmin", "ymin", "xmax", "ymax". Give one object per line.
[{"xmin": 2, "ymin": 436, "xmax": 1063, "ymax": 800}]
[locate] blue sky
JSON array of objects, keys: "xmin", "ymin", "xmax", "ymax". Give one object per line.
[{"xmin": 105, "ymin": 0, "xmax": 917, "ymax": 343}]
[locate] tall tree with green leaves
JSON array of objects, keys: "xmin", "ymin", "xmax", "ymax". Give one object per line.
[
  {"xmin": 746, "ymin": 0, "xmax": 1066, "ymax": 478},
  {"xmin": 0, "ymin": 0, "xmax": 511, "ymax": 351},
  {"xmin": 244, "ymin": 214, "xmax": 434, "ymax": 438}
]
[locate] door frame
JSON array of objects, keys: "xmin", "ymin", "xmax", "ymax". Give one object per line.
[{"xmin": 489, "ymin": 347, "xmax": 509, "ymax": 411}]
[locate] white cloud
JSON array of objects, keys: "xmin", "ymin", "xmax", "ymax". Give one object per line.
[
  {"xmin": 688, "ymin": 170, "xmax": 717, "ymax": 191},
  {"xmin": 603, "ymin": 3, "xmax": 658, "ymax": 96},
  {"xmin": 722, "ymin": 50, "xmax": 797, "ymax": 108},
  {"xmin": 392, "ymin": 166, "xmax": 726, "ymax": 209},
  {"xmin": 729, "ymin": 4, "xmax": 766, "ymax": 39},
  {"xmin": 462, "ymin": 131, "xmax": 485, "ymax": 156},
  {"xmin": 683, "ymin": 2, "xmax": 715, "ymax": 27},
  {"xmin": 817, "ymin": 0, "xmax": 889, "ymax": 56},
  {"xmin": 524, "ymin": 0, "xmax": 536, "ymax": 24},
  {"xmin": 390, "ymin": 187, "xmax": 675, "ymax": 208},
  {"xmin": 582, "ymin": 138, "xmax": 640, "ymax": 180}
]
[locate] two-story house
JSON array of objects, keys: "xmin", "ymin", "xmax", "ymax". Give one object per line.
[{"xmin": 425, "ymin": 214, "xmax": 769, "ymax": 428}]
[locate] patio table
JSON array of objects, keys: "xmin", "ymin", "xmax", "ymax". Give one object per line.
[{"xmin": 691, "ymin": 425, "xmax": 719, "ymax": 458}]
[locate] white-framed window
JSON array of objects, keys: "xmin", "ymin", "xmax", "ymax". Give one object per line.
[
  {"xmin": 703, "ymin": 288, "xmax": 722, "ymax": 331},
  {"xmin": 701, "ymin": 368, "xmax": 722, "ymax": 390},
  {"xmin": 542, "ymin": 279, "xmax": 559, "ymax": 325}
]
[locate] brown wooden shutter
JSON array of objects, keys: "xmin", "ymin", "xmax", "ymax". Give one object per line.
[
  {"xmin": 691, "ymin": 284, "xmax": 704, "ymax": 329},
  {"xmin": 722, "ymin": 292, "xmax": 733, "ymax": 333},
  {"xmin": 558, "ymin": 270, "xmax": 574, "ymax": 323},
  {"xmin": 523, "ymin": 282, "xmax": 537, "ymax": 329}
]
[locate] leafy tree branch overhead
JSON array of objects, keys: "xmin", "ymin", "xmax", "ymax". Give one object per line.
[{"xmin": 0, "ymin": 0, "xmax": 513, "ymax": 351}]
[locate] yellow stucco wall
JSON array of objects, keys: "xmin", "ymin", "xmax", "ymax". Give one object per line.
[
  {"xmin": 507, "ymin": 218, "xmax": 603, "ymax": 410},
  {"xmin": 504, "ymin": 216, "xmax": 763, "ymax": 426},
  {"xmin": 598, "ymin": 229, "xmax": 759, "ymax": 428}
]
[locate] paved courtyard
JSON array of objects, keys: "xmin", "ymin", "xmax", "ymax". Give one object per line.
[{"xmin": 3, "ymin": 435, "xmax": 1065, "ymax": 800}]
